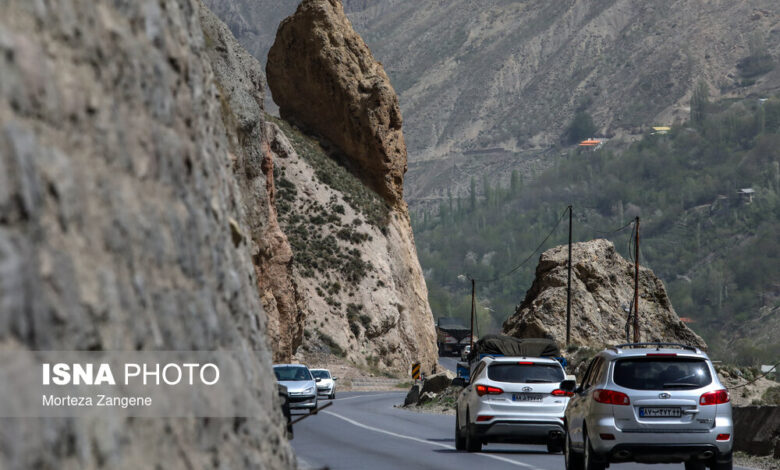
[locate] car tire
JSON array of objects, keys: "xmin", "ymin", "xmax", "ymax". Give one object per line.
[
  {"xmin": 455, "ymin": 410, "xmax": 466, "ymax": 451},
  {"xmin": 329, "ymin": 391, "xmax": 335, "ymax": 400},
  {"xmin": 565, "ymin": 429, "xmax": 584, "ymax": 470},
  {"xmin": 583, "ymin": 432, "xmax": 606, "ymax": 470},
  {"xmin": 464, "ymin": 411, "xmax": 482, "ymax": 452},
  {"xmin": 308, "ymin": 400, "xmax": 318, "ymax": 414},
  {"xmin": 685, "ymin": 462, "xmax": 707, "ymax": 470},
  {"xmin": 709, "ymin": 457, "xmax": 733, "ymax": 470},
  {"xmin": 547, "ymin": 439, "xmax": 563, "ymax": 454}
]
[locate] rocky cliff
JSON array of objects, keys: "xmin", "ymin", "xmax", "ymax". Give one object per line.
[
  {"xmin": 503, "ymin": 240, "xmax": 706, "ymax": 349},
  {"xmin": 267, "ymin": 0, "xmax": 407, "ymax": 205},
  {"xmin": 264, "ymin": 0, "xmax": 438, "ymax": 374},
  {"xmin": 0, "ymin": 0, "xmax": 295, "ymax": 468}
]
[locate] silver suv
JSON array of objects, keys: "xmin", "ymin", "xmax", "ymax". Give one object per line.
[
  {"xmin": 563, "ymin": 343, "xmax": 733, "ymax": 470},
  {"xmin": 455, "ymin": 356, "xmax": 574, "ymax": 452}
]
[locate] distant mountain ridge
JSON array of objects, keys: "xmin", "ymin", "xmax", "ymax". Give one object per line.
[{"xmin": 206, "ymin": 0, "xmax": 780, "ymax": 207}]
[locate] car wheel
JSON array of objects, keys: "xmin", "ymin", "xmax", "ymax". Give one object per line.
[
  {"xmin": 685, "ymin": 462, "xmax": 707, "ymax": 470},
  {"xmin": 565, "ymin": 428, "xmax": 584, "ymax": 470},
  {"xmin": 709, "ymin": 457, "xmax": 733, "ymax": 470},
  {"xmin": 464, "ymin": 411, "xmax": 482, "ymax": 452},
  {"xmin": 583, "ymin": 432, "xmax": 606, "ymax": 470},
  {"xmin": 329, "ymin": 391, "xmax": 335, "ymax": 400},
  {"xmin": 308, "ymin": 400, "xmax": 318, "ymax": 414},
  {"xmin": 455, "ymin": 410, "xmax": 466, "ymax": 450}
]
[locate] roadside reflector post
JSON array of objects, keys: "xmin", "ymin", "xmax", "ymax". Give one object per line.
[{"xmin": 412, "ymin": 362, "xmax": 421, "ymax": 381}]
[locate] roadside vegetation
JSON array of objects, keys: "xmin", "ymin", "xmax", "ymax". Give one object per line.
[{"xmin": 412, "ymin": 94, "xmax": 780, "ymax": 365}]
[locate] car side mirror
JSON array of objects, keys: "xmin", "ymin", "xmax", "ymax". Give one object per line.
[
  {"xmin": 559, "ymin": 379, "xmax": 577, "ymax": 393},
  {"xmin": 451, "ymin": 378, "xmax": 467, "ymax": 387},
  {"xmin": 315, "ymin": 378, "xmax": 322, "ymax": 383},
  {"xmin": 333, "ymin": 377, "xmax": 338, "ymax": 381}
]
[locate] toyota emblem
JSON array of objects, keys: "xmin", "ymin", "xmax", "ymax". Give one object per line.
[
  {"xmin": 659, "ymin": 392, "xmax": 671, "ymax": 399},
  {"xmin": 522, "ymin": 386, "xmax": 532, "ymax": 392}
]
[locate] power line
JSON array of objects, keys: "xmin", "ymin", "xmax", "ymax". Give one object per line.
[
  {"xmin": 728, "ymin": 362, "xmax": 779, "ymax": 390},
  {"xmin": 469, "ymin": 207, "xmax": 569, "ymax": 284},
  {"xmin": 593, "ymin": 219, "xmax": 635, "ymax": 236}
]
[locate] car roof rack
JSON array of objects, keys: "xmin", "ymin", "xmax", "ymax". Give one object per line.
[{"xmin": 610, "ymin": 342, "xmax": 700, "ymax": 353}]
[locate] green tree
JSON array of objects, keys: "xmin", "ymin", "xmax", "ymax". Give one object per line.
[
  {"xmin": 690, "ymin": 80, "xmax": 710, "ymax": 125},
  {"xmin": 565, "ymin": 110, "xmax": 596, "ymax": 144}
]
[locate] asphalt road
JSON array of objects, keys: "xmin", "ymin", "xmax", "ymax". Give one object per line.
[
  {"xmin": 291, "ymin": 392, "xmax": 746, "ymax": 470},
  {"xmin": 438, "ymin": 355, "xmax": 460, "ymax": 373}
]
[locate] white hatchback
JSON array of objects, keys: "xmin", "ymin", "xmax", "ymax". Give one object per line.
[
  {"xmin": 310, "ymin": 368, "xmax": 337, "ymax": 399},
  {"xmin": 455, "ymin": 356, "xmax": 574, "ymax": 452}
]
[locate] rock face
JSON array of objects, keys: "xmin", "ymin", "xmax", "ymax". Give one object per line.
[
  {"xmin": 503, "ymin": 240, "xmax": 706, "ymax": 349},
  {"xmin": 266, "ymin": 0, "xmax": 407, "ymax": 205},
  {"xmin": 202, "ymin": 3, "xmax": 304, "ymax": 363},
  {"xmin": 266, "ymin": 119, "xmax": 438, "ymax": 375},
  {"xmin": 0, "ymin": 0, "xmax": 294, "ymax": 468}
]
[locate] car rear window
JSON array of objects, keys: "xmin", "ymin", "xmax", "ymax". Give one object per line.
[
  {"xmin": 613, "ymin": 358, "xmax": 712, "ymax": 390},
  {"xmin": 487, "ymin": 363, "xmax": 564, "ymax": 383}
]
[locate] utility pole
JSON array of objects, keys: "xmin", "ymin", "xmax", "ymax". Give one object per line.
[
  {"xmin": 633, "ymin": 216, "xmax": 640, "ymax": 343},
  {"xmin": 470, "ymin": 278, "xmax": 476, "ymax": 349},
  {"xmin": 566, "ymin": 205, "xmax": 572, "ymax": 346}
]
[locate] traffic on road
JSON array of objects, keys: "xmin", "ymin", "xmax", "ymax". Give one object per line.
[{"xmin": 277, "ymin": 340, "xmax": 741, "ymax": 470}]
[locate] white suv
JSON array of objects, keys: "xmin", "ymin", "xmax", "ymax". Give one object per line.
[
  {"xmin": 563, "ymin": 343, "xmax": 733, "ymax": 470},
  {"xmin": 455, "ymin": 356, "xmax": 574, "ymax": 452}
]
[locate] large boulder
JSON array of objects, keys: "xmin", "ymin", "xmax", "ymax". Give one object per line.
[
  {"xmin": 267, "ymin": 0, "xmax": 407, "ymax": 205},
  {"xmin": 421, "ymin": 373, "xmax": 451, "ymax": 395},
  {"xmin": 503, "ymin": 239, "xmax": 706, "ymax": 349}
]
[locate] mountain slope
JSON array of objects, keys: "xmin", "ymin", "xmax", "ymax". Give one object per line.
[
  {"xmin": 207, "ymin": 0, "xmax": 780, "ymax": 207},
  {"xmin": 414, "ymin": 94, "xmax": 780, "ymax": 364}
]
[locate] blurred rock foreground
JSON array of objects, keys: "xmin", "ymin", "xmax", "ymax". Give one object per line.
[
  {"xmin": 504, "ymin": 239, "xmax": 707, "ymax": 350},
  {"xmin": 0, "ymin": 0, "xmax": 436, "ymax": 468}
]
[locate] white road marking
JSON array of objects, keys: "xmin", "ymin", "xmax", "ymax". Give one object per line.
[
  {"xmin": 332, "ymin": 392, "xmax": 402, "ymax": 402},
  {"xmin": 323, "ymin": 410, "xmax": 543, "ymax": 469}
]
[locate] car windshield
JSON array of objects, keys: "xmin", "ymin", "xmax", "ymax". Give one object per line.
[
  {"xmin": 613, "ymin": 358, "xmax": 712, "ymax": 390},
  {"xmin": 274, "ymin": 366, "xmax": 312, "ymax": 381},
  {"xmin": 311, "ymin": 370, "xmax": 330, "ymax": 379},
  {"xmin": 487, "ymin": 363, "xmax": 564, "ymax": 383}
]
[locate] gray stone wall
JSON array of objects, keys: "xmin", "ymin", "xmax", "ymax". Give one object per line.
[{"xmin": 0, "ymin": 0, "xmax": 294, "ymax": 468}]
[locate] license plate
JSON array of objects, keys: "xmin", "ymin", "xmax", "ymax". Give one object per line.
[
  {"xmin": 512, "ymin": 393, "xmax": 543, "ymax": 402},
  {"xmin": 639, "ymin": 407, "xmax": 682, "ymax": 418}
]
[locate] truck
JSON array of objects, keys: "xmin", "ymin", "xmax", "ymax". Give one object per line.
[
  {"xmin": 435, "ymin": 317, "xmax": 472, "ymax": 356},
  {"xmin": 455, "ymin": 334, "xmax": 568, "ymax": 382}
]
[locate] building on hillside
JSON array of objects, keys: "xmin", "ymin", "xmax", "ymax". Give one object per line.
[{"xmin": 737, "ymin": 188, "xmax": 755, "ymax": 203}]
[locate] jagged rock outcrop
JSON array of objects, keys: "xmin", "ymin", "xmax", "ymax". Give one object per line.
[
  {"xmin": 503, "ymin": 239, "xmax": 706, "ymax": 349},
  {"xmin": 266, "ymin": 0, "xmax": 407, "ymax": 205},
  {"xmin": 0, "ymin": 0, "xmax": 295, "ymax": 468},
  {"xmin": 266, "ymin": 120, "xmax": 438, "ymax": 375}
]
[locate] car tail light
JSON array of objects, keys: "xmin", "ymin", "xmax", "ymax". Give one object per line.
[
  {"xmin": 716, "ymin": 434, "xmax": 730, "ymax": 441},
  {"xmin": 476, "ymin": 415, "xmax": 494, "ymax": 422},
  {"xmin": 475, "ymin": 384, "xmax": 504, "ymax": 396},
  {"xmin": 552, "ymin": 389, "xmax": 574, "ymax": 397},
  {"xmin": 646, "ymin": 353, "xmax": 677, "ymax": 357},
  {"xmin": 593, "ymin": 389, "xmax": 631, "ymax": 405},
  {"xmin": 517, "ymin": 361, "xmax": 534, "ymax": 365},
  {"xmin": 599, "ymin": 433, "xmax": 615, "ymax": 440},
  {"xmin": 700, "ymin": 389, "xmax": 730, "ymax": 405}
]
